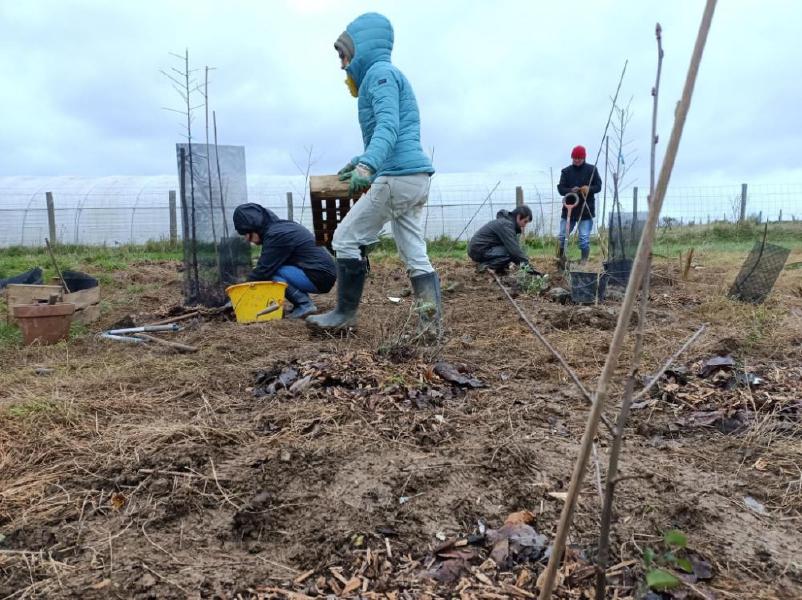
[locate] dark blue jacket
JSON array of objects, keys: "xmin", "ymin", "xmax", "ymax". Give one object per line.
[
  {"xmin": 233, "ymin": 204, "xmax": 336, "ymax": 293},
  {"xmin": 557, "ymin": 162, "xmax": 602, "ymax": 221}
]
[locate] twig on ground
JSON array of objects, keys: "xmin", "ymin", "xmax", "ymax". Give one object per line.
[
  {"xmin": 208, "ymin": 456, "xmax": 241, "ymax": 511},
  {"xmin": 141, "ymin": 562, "xmax": 191, "ymax": 594},
  {"xmin": 631, "ymin": 325, "xmax": 707, "ymax": 403},
  {"xmin": 489, "ymin": 270, "xmax": 615, "ymax": 437}
]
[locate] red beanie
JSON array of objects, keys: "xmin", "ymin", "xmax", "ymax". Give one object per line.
[{"xmin": 571, "ymin": 145, "xmax": 586, "ymax": 159}]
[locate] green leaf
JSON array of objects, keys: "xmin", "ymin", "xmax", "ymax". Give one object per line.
[
  {"xmin": 676, "ymin": 557, "xmax": 694, "ymax": 573},
  {"xmin": 646, "ymin": 568, "xmax": 681, "ymax": 591},
  {"xmin": 663, "ymin": 528, "xmax": 688, "ymax": 549},
  {"xmin": 643, "ymin": 547, "xmax": 655, "ymax": 567}
]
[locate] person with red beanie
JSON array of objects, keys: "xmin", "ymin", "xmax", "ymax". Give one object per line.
[{"xmin": 556, "ymin": 145, "xmax": 602, "ymax": 264}]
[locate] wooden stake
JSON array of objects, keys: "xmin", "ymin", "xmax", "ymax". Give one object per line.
[
  {"xmin": 683, "ymin": 247, "xmax": 695, "ymax": 280},
  {"xmin": 133, "ymin": 333, "xmax": 198, "ymax": 353}
]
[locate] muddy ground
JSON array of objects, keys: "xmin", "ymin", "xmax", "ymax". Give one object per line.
[{"xmin": 1, "ymin": 250, "xmax": 801, "ymax": 599}]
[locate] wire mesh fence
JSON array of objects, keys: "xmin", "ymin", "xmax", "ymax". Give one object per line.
[{"xmin": 1, "ymin": 176, "xmax": 800, "ymax": 248}]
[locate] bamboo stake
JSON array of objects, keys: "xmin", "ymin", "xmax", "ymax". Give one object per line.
[{"xmin": 538, "ymin": 2, "xmax": 717, "ymax": 597}]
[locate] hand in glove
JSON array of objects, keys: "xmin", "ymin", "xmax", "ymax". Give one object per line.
[
  {"xmin": 337, "ymin": 162, "xmax": 357, "ymax": 178},
  {"xmin": 579, "ymin": 185, "xmax": 590, "ymax": 198},
  {"xmin": 343, "ymin": 163, "xmax": 373, "ymax": 196}
]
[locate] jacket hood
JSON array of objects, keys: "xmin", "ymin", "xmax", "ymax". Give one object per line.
[
  {"xmin": 496, "ymin": 209, "xmax": 522, "ymax": 234},
  {"xmin": 343, "ymin": 12, "xmax": 393, "ymax": 89},
  {"xmin": 233, "ymin": 203, "xmax": 280, "ymax": 236}
]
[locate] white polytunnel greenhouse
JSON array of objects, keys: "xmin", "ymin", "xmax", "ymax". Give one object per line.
[{"xmin": 0, "ymin": 171, "xmax": 595, "ymax": 248}]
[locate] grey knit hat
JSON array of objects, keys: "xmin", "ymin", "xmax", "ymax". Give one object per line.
[{"xmin": 334, "ymin": 31, "xmax": 354, "ymax": 61}]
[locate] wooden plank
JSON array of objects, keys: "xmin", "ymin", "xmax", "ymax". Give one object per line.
[
  {"xmin": 73, "ymin": 303, "xmax": 102, "ymax": 325},
  {"xmin": 5, "ymin": 285, "xmax": 63, "ymax": 324},
  {"xmin": 63, "ymin": 286, "xmax": 101, "ymax": 311},
  {"xmin": 309, "ymin": 175, "xmax": 350, "ymax": 197}
]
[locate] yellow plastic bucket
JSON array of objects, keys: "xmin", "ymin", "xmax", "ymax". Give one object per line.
[{"xmin": 225, "ymin": 281, "xmax": 287, "ymax": 323}]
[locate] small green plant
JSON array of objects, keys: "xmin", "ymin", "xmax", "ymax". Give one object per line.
[
  {"xmin": 642, "ymin": 529, "xmax": 693, "ymax": 592},
  {"xmin": 0, "ymin": 322, "xmax": 22, "ymax": 348},
  {"xmin": 69, "ymin": 322, "xmax": 90, "ymax": 340},
  {"xmin": 516, "ymin": 266, "xmax": 550, "ymax": 295},
  {"xmin": 5, "ymin": 399, "xmax": 60, "ymax": 419}
]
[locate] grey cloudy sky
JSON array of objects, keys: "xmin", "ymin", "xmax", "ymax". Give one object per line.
[{"xmin": 1, "ymin": 0, "xmax": 799, "ymax": 188}]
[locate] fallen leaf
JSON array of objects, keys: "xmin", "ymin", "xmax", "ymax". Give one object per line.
[
  {"xmin": 537, "ymin": 568, "xmax": 564, "ymax": 590},
  {"xmin": 341, "ymin": 577, "xmax": 361, "ymax": 595},
  {"xmin": 646, "ymin": 568, "xmax": 681, "ymax": 591},
  {"xmin": 690, "ymin": 554, "xmax": 713, "ymax": 580},
  {"xmin": 433, "ymin": 362, "xmax": 485, "ymax": 388},
  {"xmin": 700, "ymin": 355, "xmax": 735, "ymax": 378},
  {"xmin": 110, "ymin": 492, "xmax": 126, "ymax": 511},
  {"xmin": 516, "ymin": 568, "xmax": 532, "ymax": 588},
  {"xmin": 753, "ymin": 457, "xmax": 769, "ymax": 471},
  {"xmin": 504, "ymin": 510, "xmax": 536, "ymax": 526},
  {"xmin": 289, "ymin": 375, "xmax": 314, "ymax": 395},
  {"xmin": 425, "ymin": 558, "xmax": 468, "ymax": 584}
]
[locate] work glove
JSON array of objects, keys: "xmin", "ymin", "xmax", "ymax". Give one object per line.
[
  {"xmin": 342, "ymin": 163, "xmax": 373, "ymax": 197},
  {"xmin": 579, "ymin": 185, "xmax": 590, "ymax": 198},
  {"xmin": 337, "ymin": 161, "xmax": 357, "ymax": 177}
]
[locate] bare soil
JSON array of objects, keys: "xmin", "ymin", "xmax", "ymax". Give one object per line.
[{"xmin": 1, "ymin": 250, "xmax": 801, "ymax": 599}]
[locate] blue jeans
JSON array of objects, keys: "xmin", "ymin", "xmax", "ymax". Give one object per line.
[
  {"xmin": 558, "ymin": 218, "xmax": 592, "ymax": 251},
  {"xmin": 271, "ymin": 265, "xmax": 318, "ymax": 293}
]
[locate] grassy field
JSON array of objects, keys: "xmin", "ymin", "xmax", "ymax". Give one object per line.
[{"xmin": 2, "ymin": 221, "xmax": 799, "ymax": 281}]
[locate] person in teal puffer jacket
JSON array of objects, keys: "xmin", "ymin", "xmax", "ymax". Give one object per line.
[{"xmin": 306, "ymin": 12, "xmax": 442, "ymax": 337}]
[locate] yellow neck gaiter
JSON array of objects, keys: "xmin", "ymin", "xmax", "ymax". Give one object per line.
[{"xmin": 345, "ymin": 75, "xmax": 358, "ymax": 98}]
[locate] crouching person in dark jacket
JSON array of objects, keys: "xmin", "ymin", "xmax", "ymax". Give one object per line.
[
  {"xmin": 468, "ymin": 206, "xmax": 537, "ymax": 273},
  {"xmin": 233, "ymin": 203, "xmax": 336, "ymax": 319}
]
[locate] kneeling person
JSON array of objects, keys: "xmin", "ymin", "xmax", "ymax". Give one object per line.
[
  {"xmin": 233, "ymin": 203, "xmax": 336, "ymax": 319},
  {"xmin": 468, "ymin": 206, "xmax": 534, "ymax": 273}
]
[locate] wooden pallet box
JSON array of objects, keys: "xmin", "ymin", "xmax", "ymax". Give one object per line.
[{"xmin": 308, "ymin": 175, "xmax": 358, "ymax": 249}]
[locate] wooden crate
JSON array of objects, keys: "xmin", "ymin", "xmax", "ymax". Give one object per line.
[
  {"xmin": 5, "ymin": 284, "xmax": 63, "ymax": 325},
  {"xmin": 308, "ymin": 175, "xmax": 358, "ymax": 249}
]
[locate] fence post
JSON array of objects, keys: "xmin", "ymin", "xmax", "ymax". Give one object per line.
[
  {"xmin": 515, "ymin": 186, "xmax": 524, "ymax": 207},
  {"xmin": 168, "ymin": 190, "xmax": 177, "ymax": 245},
  {"xmin": 632, "ymin": 186, "xmax": 638, "ymax": 218},
  {"xmin": 739, "ymin": 183, "xmax": 747, "ymax": 222},
  {"xmin": 286, "ymin": 192, "xmax": 294, "ymax": 221},
  {"xmin": 46, "ymin": 192, "xmax": 57, "ymax": 244}
]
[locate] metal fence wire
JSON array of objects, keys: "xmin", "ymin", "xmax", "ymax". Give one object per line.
[{"xmin": 0, "ymin": 177, "xmax": 800, "ymax": 248}]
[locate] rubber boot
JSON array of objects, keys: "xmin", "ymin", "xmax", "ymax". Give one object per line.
[
  {"xmin": 410, "ymin": 271, "xmax": 443, "ymax": 339},
  {"xmin": 305, "ymin": 259, "xmax": 366, "ymax": 330},
  {"xmin": 284, "ymin": 284, "xmax": 316, "ymax": 320},
  {"xmin": 580, "ymin": 247, "xmax": 590, "ymax": 266}
]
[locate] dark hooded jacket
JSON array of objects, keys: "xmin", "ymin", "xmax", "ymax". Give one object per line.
[
  {"xmin": 467, "ymin": 210, "xmax": 529, "ymax": 265},
  {"xmin": 557, "ymin": 162, "xmax": 602, "ymax": 221},
  {"xmin": 233, "ymin": 203, "xmax": 336, "ymax": 293}
]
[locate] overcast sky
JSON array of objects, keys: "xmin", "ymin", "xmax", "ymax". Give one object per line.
[{"xmin": 1, "ymin": 0, "xmax": 800, "ymax": 188}]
